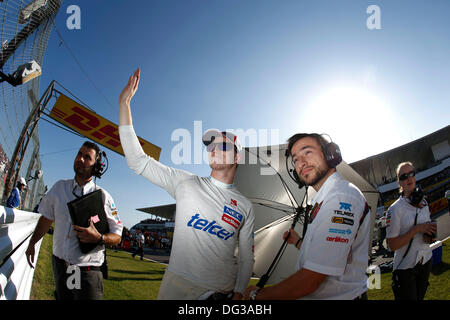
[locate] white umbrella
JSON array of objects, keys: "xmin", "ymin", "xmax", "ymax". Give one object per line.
[{"xmin": 234, "ymin": 144, "xmax": 379, "ymax": 285}]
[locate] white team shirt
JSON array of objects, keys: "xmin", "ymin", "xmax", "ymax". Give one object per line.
[
  {"xmin": 386, "ymin": 196, "xmax": 432, "ymax": 270},
  {"xmin": 38, "ymin": 179, "xmax": 123, "ymax": 267},
  {"xmin": 119, "ymin": 125, "xmax": 255, "ymax": 294},
  {"xmin": 298, "ymin": 172, "xmax": 371, "ymax": 300}
]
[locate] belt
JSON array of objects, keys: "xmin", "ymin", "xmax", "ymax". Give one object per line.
[
  {"xmin": 53, "ymin": 255, "xmax": 101, "ymax": 272},
  {"xmin": 78, "ymin": 265, "xmax": 101, "ymax": 272}
]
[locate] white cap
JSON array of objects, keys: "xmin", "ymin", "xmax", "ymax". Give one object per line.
[
  {"xmin": 18, "ymin": 176, "xmax": 27, "ymax": 187},
  {"xmin": 202, "ymin": 129, "xmax": 242, "ymax": 153}
]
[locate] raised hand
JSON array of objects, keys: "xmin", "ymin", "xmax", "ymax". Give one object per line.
[{"xmin": 119, "ymin": 68, "xmax": 140, "ymax": 107}]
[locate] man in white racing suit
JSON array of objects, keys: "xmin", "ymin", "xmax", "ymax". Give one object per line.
[{"xmin": 118, "ymin": 69, "xmax": 254, "ymax": 300}]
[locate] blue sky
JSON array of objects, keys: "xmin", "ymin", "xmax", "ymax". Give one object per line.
[{"xmin": 37, "ymin": 0, "xmax": 450, "ymax": 229}]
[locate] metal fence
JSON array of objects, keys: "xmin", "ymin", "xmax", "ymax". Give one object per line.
[
  {"xmin": 0, "ymin": 0, "xmax": 62, "ymax": 300},
  {"xmin": 0, "ymin": 0, "xmax": 62, "ymax": 210}
]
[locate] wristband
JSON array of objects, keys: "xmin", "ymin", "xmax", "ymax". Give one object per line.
[{"xmin": 98, "ymin": 234, "xmax": 105, "ymax": 246}]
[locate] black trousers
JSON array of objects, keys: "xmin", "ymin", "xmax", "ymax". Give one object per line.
[
  {"xmin": 392, "ymin": 259, "xmax": 432, "ymax": 300},
  {"xmin": 52, "ymin": 255, "xmax": 104, "ymax": 300},
  {"xmin": 132, "ymin": 246, "xmax": 144, "ymax": 259}
]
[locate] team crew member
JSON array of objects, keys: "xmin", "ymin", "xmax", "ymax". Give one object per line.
[
  {"xmin": 118, "ymin": 69, "xmax": 255, "ymax": 300},
  {"xmin": 25, "ymin": 141, "xmax": 123, "ymax": 300},
  {"xmin": 386, "ymin": 162, "xmax": 436, "ymax": 300},
  {"xmin": 245, "ymin": 133, "xmax": 371, "ymax": 300},
  {"xmin": 7, "ymin": 176, "xmax": 27, "ymax": 209}
]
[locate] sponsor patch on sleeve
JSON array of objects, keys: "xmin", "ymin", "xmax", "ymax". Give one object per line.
[
  {"xmin": 112, "ymin": 210, "xmax": 122, "ymax": 225},
  {"xmin": 222, "ymin": 206, "xmax": 243, "ymax": 229}
]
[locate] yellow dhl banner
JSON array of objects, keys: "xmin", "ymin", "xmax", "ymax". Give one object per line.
[{"xmin": 49, "ymin": 93, "xmax": 161, "ymax": 160}]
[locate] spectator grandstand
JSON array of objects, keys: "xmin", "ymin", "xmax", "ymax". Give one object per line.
[{"xmin": 350, "ymin": 125, "xmax": 449, "ymax": 219}]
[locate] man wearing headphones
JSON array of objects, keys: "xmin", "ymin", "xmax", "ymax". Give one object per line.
[
  {"xmin": 118, "ymin": 69, "xmax": 254, "ymax": 300},
  {"xmin": 25, "ymin": 141, "xmax": 123, "ymax": 300},
  {"xmin": 386, "ymin": 161, "xmax": 436, "ymax": 300},
  {"xmin": 245, "ymin": 133, "xmax": 371, "ymax": 300}
]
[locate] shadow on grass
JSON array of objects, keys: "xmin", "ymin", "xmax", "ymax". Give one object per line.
[
  {"xmin": 110, "ymin": 269, "xmax": 165, "ymax": 275},
  {"xmin": 431, "ymin": 262, "xmax": 450, "ymax": 276},
  {"xmin": 106, "ymin": 252, "xmax": 135, "ymax": 260},
  {"xmin": 106, "ymin": 276, "xmax": 163, "ymax": 282}
]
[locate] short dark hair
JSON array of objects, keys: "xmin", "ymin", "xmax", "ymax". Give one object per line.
[
  {"xmin": 287, "ymin": 133, "xmax": 328, "ymax": 156},
  {"xmin": 82, "ymin": 141, "xmax": 101, "ymax": 160}
]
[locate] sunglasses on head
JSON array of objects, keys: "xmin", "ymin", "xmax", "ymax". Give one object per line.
[
  {"xmin": 206, "ymin": 142, "xmax": 236, "ymax": 153},
  {"xmin": 399, "ymin": 170, "xmax": 415, "ymax": 181}
]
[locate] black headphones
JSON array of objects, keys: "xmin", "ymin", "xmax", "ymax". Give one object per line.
[
  {"xmin": 286, "ymin": 134, "xmax": 342, "ymax": 186},
  {"xmin": 92, "ymin": 150, "xmax": 107, "ymax": 179},
  {"xmin": 405, "ymin": 185, "xmax": 425, "ymax": 207}
]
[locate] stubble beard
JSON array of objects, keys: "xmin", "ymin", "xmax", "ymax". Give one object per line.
[{"xmin": 300, "ymin": 165, "xmax": 328, "ymax": 187}]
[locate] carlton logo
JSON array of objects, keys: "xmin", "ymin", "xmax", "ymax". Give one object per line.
[{"xmin": 326, "ymin": 236, "xmax": 349, "ymax": 244}]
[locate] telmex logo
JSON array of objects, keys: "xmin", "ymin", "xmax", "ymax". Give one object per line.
[
  {"xmin": 339, "ymin": 202, "xmax": 352, "ymax": 211},
  {"xmin": 326, "ymin": 236, "xmax": 349, "ymax": 243}
]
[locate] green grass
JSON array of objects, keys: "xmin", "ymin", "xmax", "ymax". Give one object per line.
[
  {"xmin": 367, "ymin": 240, "xmax": 450, "ymax": 300},
  {"xmin": 30, "ymin": 233, "xmax": 449, "ymax": 300},
  {"xmin": 29, "ymin": 233, "xmax": 55, "ymax": 300},
  {"xmin": 103, "ymin": 250, "xmax": 167, "ymax": 300},
  {"xmin": 30, "ymin": 233, "xmax": 168, "ymax": 300}
]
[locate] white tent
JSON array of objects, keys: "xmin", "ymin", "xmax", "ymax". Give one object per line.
[{"xmin": 233, "ymin": 144, "xmax": 379, "ymax": 285}]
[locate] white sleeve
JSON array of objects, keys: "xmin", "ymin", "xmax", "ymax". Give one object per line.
[
  {"xmin": 386, "ymin": 205, "xmax": 401, "ymax": 239},
  {"xmin": 118, "ymin": 125, "xmax": 193, "ymax": 198},
  {"xmin": 102, "ymin": 190, "xmax": 123, "ymax": 236},
  {"xmin": 37, "ymin": 181, "xmax": 62, "ymax": 221},
  {"xmin": 234, "ymin": 205, "xmax": 255, "ymax": 294},
  {"xmin": 303, "ymin": 194, "xmax": 365, "ymax": 276}
]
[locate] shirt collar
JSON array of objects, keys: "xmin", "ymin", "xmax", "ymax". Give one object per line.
[
  {"xmin": 72, "ymin": 178, "xmax": 95, "ymax": 196},
  {"xmin": 208, "ymin": 176, "xmax": 233, "ymax": 189},
  {"xmin": 312, "ymin": 171, "xmax": 341, "ymax": 202}
]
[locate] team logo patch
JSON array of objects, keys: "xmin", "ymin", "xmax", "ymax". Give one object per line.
[
  {"xmin": 222, "ymin": 206, "xmax": 243, "ymax": 229},
  {"xmin": 187, "ymin": 213, "xmax": 235, "ymax": 240},
  {"xmin": 331, "ymin": 216, "xmax": 354, "ymax": 226},
  {"xmin": 326, "ymin": 236, "xmax": 349, "ymax": 244},
  {"xmin": 334, "ymin": 210, "xmax": 354, "ymax": 217},
  {"xmin": 339, "ymin": 202, "xmax": 352, "ymax": 211},
  {"xmin": 309, "ymin": 201, "xmax": 323, "ymax": 223},
  {"xmin": 112, "ymin": 210, "xmax": 122, "ymax": 225},
  {"xmin": 329, "ymin": 228, "xmax": 352, "ymax": 235},
  {"xmin": 230, "ymin": 198, "xmax": 238, "ymax": 206}
]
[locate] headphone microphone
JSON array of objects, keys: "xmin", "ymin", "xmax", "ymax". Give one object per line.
[{"xmin": 285, "ymin": 149, "xmax": 305, "ymax": 188}]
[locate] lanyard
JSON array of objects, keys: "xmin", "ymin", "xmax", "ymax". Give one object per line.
[{"xmin": 72, "ymin": 185, "xmax": 84, "ymax": 199}]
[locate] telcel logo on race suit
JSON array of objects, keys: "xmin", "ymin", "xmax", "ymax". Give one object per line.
[{"xmin": 187, "ymin": 213, "xmax": 235, "ymax": 240}]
